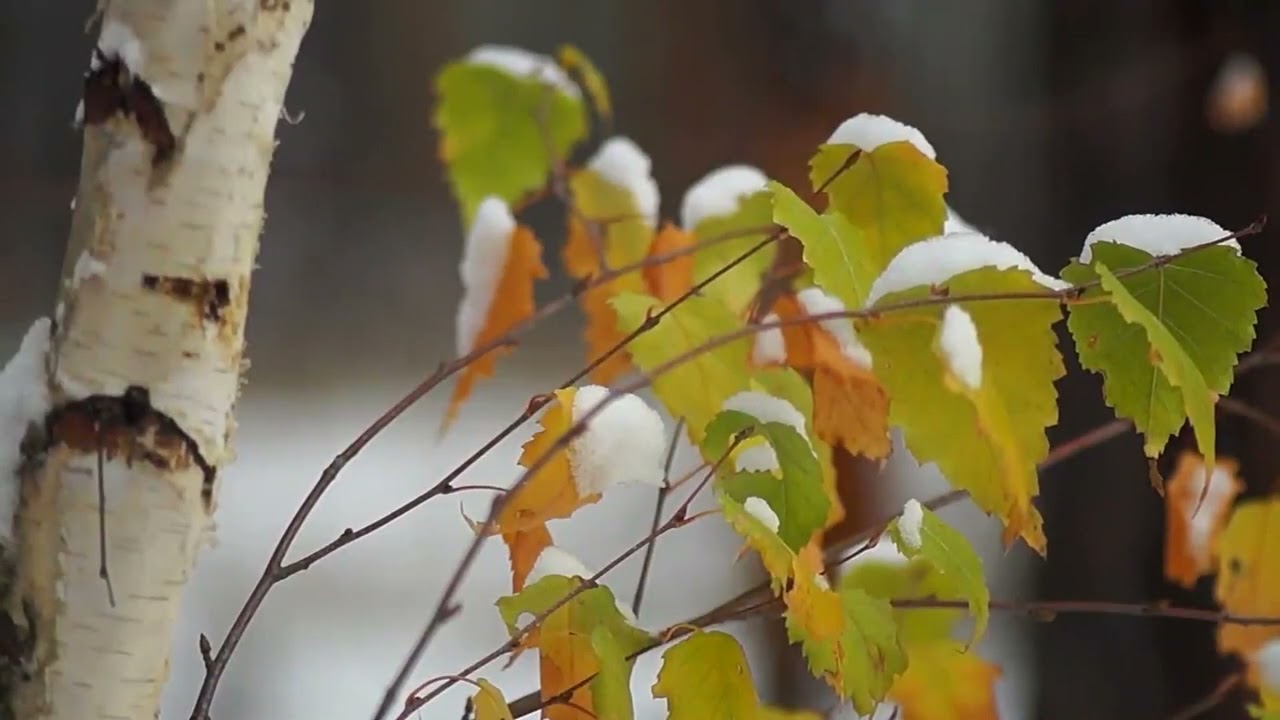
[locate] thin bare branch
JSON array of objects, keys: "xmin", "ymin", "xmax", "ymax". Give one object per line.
[{"xmin": 633, "ymin": 419, "xmax": 684, "ymax": 616}]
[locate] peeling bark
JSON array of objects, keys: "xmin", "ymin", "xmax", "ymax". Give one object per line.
[{"xmin": 1, "ymin": 1, "xmax": 312, "ymax": 717}]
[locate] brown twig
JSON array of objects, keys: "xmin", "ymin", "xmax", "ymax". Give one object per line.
[
  {"xmin": 1218, "ymin": 395, "xmax": 1280, "ymax": 439},
  {"xmin": 633, "ymin": 419, "xmax": 685, "ymax": 617},
  {"xmin": 1166, "ymin": 672, "xmax": 1243, "ymax": 720}
]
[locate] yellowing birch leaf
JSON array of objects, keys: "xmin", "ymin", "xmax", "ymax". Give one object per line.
[
  {"xmin": 561, "ymin": 143, "xmax": 659, "ymax": 383},
  {"xmin": 1163, "ymin": 451, "xmax": 1243, "ymax": 588},
  {"xmin": 889, "ymin": 641, "xmax": 1001, "ymax": 720},
  {"xmin": 497, "ymin": 575, "xmax": 652, "ymax": 720},
  {"xmin": 503, "ymin": 522, "xmax": 553, "ymax": 593},
  {"xmin": 611, "ymin": 292, "xmax": 751, "ymax": 444},
  {"xmin": 681, "ymin": 166, "xmax": 775, "ymax": 315},
  {"xmin": 557, "ymin": 44, "xmax": 612, "ymax": 122},
  {"xmin": 471, "ymin": 679, "xmax": 515, "ymax": 720},
  {"xmin": 808, "ymin": 141, "xmax": 947, "ymax": 276},
  {"xmin": 772, "ymin": 292, "xmax": 891, "ymax": 460},
  {"xmin": 652, "ymin": 631, "xmax": 761, "ymax": 720},
  {"xmin": 643, "ymin": 222, "xmax": 696, "ymax": 302},
  {"xmin": 889, "ymin": 501, "xmax": 989, "ymax": 644},
  {"xmin": 447, "ymin": 198, "xmax": 549, "ymax": 429},
  {"xmin": 434, "ymin": 47, "xmax": 587, "ymax": 222},
  {"xmin": 1215, "ymin": 498, "xmax": 1280, "ymax": 690},
  {"xmin": 771, "ymin": 181, "xmax": 876, "ymax": 308},
  {"xmin": 860, "ymin": 267, "xmax": 1065, "ymax": 553}
]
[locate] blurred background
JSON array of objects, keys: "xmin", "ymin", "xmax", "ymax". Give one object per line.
[{"xmin": 2, "ymin": 1, "xmax": 1279, "ymax": 718}]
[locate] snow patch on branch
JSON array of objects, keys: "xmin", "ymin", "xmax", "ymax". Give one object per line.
[
  {"xmin": 752, "ymin": 313, "xmax": 786, "ymax": 366},
  {"xmin": 867, "ymin": 231, "xmax": 1069, "ymax": 305},
  {"xmin": 526, "ymin": 545, "xmax": 640, "ymax": 626},
  {"xmin": 588, "ymin": 137, "xmax": 660, "ymax": 227},
  {"xmin": 0, "ymin": 318, "xmax": 52, "ymax": 541},
  {"xmin": 938, "ymin": 305, "xmax": 983, "ymax": 391},
  {"xmin": 828, "ymin": 113, "xmax": 936, "ymax": 158},
  {"xmin": 455, "ymin": 196, "xmax": 516, "ymax": 356},
  {"xmin": 569, "ymin": 385, "xmax": 667, "ymax": 495},
  {"xmin": 898, "ymin": 499, "xmax": 925, "ymax": 551},
  {"xmin": 722, "ymin": 391, "xmax": 811, "ymax": 473},
  {"xmin": 1080, "ymin": 214, "xmax": 1239, "ymax": 264},
  {"xmin": 743, "ymin": 496, "xmax": 780, "ymax": 534},
  {"xmin": 466, "ymin": 45, "xmax": 580, "ymax": 99},
  {"xmin": 679, "ymin": 164, "xmax": 768, "ymax": 229},
  {"xmin": 796, "ymin": 287, "xmax": 873, "ymax": 369}
]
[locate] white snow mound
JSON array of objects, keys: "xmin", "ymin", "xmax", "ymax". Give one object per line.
[
  {"xmin": 0, "ymin": 318, "xmax": 51, "ymax": 541},
  {"xmin": 743, "ymin": 496, "xmax": 781, "ymax": 533},
  {"xmin": 752, "ymin": 313, "xmax": 786, "ymax": 366},
  {"xmin": 898, "ymin": 499, "xmax": 925, "ymax": 551},
  {"xmin": 455, "ymin": 197, "xmax": 516, "ymax": 356},
  {"xmin": 1180, "ymin": 459, "xmax": 1240, "ymax": 569},
  {"xmin": 938, "ymin": 305, "xmax": 983, "ymax": 391},
  {"xmin": 796, "ymin": 287, "xmax": 873, "ymax": 369},
  {"xmin": 570, "ymin": 385, "xmax": 667, "ymax": 495},
  {"xmin": 1258, "ymin": 637, "xmax": 1280, "ymax": 693},
  {"xmin": 1080, "ymin": 214, "xmax": 1239, "ymax": 264},
  {"xmin": 866, "ymin": 231, "xmax": 1069, "ymax": 305},
  {"xmin": 828, "ymin": 113, "xmax": 936, "ymax": 159},
  {"xmin": 588, "ymin": 137, "xmax": 661, "ymax": 228},
  {"xmin": 944, "ymin": 206, "xmax": 977, "ymax": 234},
  {"xmin": 680, "ymin": 165, "xmax": 768, "ymax": 229},
  {"xmin": 466, "ymin": 45, "xmax": 580, "ymax": 98}
]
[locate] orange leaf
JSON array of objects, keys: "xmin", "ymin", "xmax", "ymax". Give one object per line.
[
  {"xmin": 504, "ymin": 523, "xmax": 554, "ymax": 593},
  {"xmin": 1163, "ymin": 451, "xmax": 1243, "ymax": 588},
  {"xmin": 446, "ymin": 216, "xmax": 549, "ymax": 429},
  {"xmin": 773, "ymin": 293, "xmax": 891, "ymax": 460},
  {"xmin": 889, "ymin": 642, "xmax": 1002, "ymax": 720},
  {"xmin": 643, "ymin": 222, "xmax": 696, "ymax": 302},
  {"xmin": 1215, "ymin": 497, "xmax": 1280, "ymax": 690},
  {"xmin": 495, "ymin": 388, "xmax": 602, "ymax": 536},
  {"xmin": 563, "ymin": 217, "xmax": 644, "ymax": 384}
]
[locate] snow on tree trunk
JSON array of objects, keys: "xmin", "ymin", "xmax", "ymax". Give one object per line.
[{"xmin": 0, "ymin": 2, "xmax": 312, "ymax": 718}]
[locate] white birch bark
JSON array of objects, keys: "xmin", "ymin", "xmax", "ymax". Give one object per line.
[{"xmin": 2, "ymin": 1, "xmax": 312, "ymax": 717}]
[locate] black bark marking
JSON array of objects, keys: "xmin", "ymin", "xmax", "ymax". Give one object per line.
[
  {"xmin": 80, "ymin": 48, "xmax": 176, "ymax": 166},
  {"xmin": 140, "ymin": 274, "xmax": 231, "ymax": 325},
  {"xmin": 43, "ymin": 385, "xmax": 216, "ymax": 512}
]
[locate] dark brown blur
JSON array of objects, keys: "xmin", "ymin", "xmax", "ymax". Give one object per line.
[{"xmin": 2, "ymin": 2, "xmax": 1278, "ymax": 719}]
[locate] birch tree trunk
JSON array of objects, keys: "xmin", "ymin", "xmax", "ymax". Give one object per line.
[{"xmin": 0, "ymin": 1, "xmax": 312, "ymax": 717}]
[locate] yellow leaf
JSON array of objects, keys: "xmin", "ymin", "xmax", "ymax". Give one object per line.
[
  {"xmin": 471, "ymin": 679, "xmax": 515, "ymax": 720},
  {"xmin": 889, "ymin": 641, "xmax": 1001, "ymax": 720},
  {"xmin": 653, "ymin": 630, "xmax": 821, "ymax": 719},
  {"xmin": 557, "ymin": 44, "xmax": 612, "ymax": 122},
  {"xmin": 644, "ymin": 222, "xmax": 696, "ymax": 302},
  {"xmin": 773, "ymin": 292, "xmax": 891, "ymax": 460},
  {"xmin": 562, "ymin": 165, "xmax": 656, "ymax": 383},
  {"xmin": 503, "ymin": 522, "xmax": 553, "ymax": 593},
  {"xmin": 808, "ymin": 141, "xmax": 948, "ymax": 275},
  {"xmin": 1163, "ymin": 451, "xmax": 1243, "ymax": 588},
  {"xmin": 611, "ymin": 293, "xmax": 751, "ymax": 444},
  {"xmin": 495, "ymin": 388, "xmax": 601, "ymax": 535},
  {"xmin": 1215, "ymin": 498, "xmax": 1280, "ymax": 690},
  {"xmin": 447, "ymin": 217, "xmax": 549, "ymax": 428}
]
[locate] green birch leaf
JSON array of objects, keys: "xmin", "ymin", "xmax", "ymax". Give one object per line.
[
  {"xmin": 888, "ymin": 502, "xmax": 990, "ymax": 645},
  {"xmin": 770, "ymin": 180, "xmax": 875, "ymax": 308}
]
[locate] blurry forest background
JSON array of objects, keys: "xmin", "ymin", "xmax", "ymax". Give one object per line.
[{"xmin": 2, "ymin": 2, "xmax": 1279, "ymax": 719}]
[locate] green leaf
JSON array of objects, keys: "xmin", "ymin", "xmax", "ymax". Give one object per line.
[
  {"xmin": 717, "ymin": 489, "xmax": 794, "ymax": 591},
  {"xmin": 471, "ymin": 679, "xmax": 514, "ymax": 720},
  {"xmin": 841, "ymin": 553, "xmax": 965, "ymax": 648},
  {"xmin": 689, "ymin": 190, "xmax": 776, "ymax": 315},
  {"xmin": 748, "ymin": 367, "xmax": 815, "ymax": 425},
  {"xmin": 611, "ymin": 293, "xmax": 751, "ymax": 444},
  {"xmin": 889, "ymin": 504, "xmax": 990, "ymax": 645},
  {"xmin": 771, "ymin": 181, "xmax": 875, "ymax": 308},
  {"xmin": 703, "ymin": 409, "xmax": 829, "ymax": 550},
  {"xmin": 590, "ymin": 626, "xmax": 636, "ymax": 720},
  {"xmin": 496, "ymin": 575, "xmax": 652, "ymax": 717},
  {"xmin": 569, "ymin": 167, "xmax": 653, "ymax": 270},
  {"xmin": 1062, "ymin": 242, "xmax": 1265, "ymax": 460},
  {"xmin": 652, "ymin": 630, "xmax": 762, "ymax": 720},
  {"xmin": 859, "ymin": 267, "xmax": 1065, "ymax": 554},
  {"xmin": 808, "ymin": 142, "xmax": 948, "ymax": 277},
  {"xmin": 433, "ymin": 55, "xmax": 587, "ymax": 223}
]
